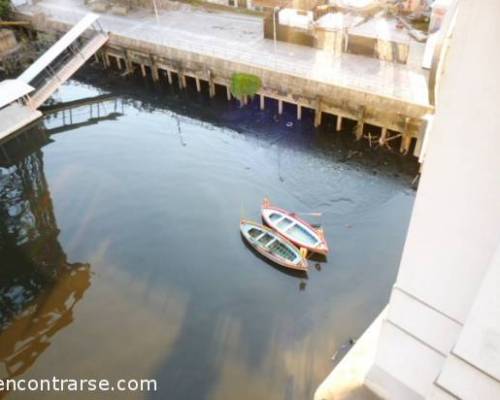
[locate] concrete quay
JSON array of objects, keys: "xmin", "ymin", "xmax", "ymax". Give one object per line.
[{"xmin": 16, "ymin": 0, "xmax": 433, "ymax": 156}]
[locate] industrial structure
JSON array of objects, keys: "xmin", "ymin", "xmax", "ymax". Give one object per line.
[{"xmin": 0, "ymin": 13, "xmax": 108, "ymax": 143}]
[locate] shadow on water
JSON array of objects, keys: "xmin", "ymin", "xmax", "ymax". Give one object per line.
[
  {"xmin": 0, "ymin": 127, "xmax": 91, "ymax": 388},
  {"xmin": 73, "ymin": 63, "xmax": 418, "ymax": 182}
]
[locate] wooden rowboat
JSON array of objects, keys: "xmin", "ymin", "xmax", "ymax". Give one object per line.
[
  {"xmin": 261, "ymin": 197, "xmax": 329, "ymax": 255},
  {"xmin": 240, "ymin": 219, "xmax": 308, "ymax": 272}
]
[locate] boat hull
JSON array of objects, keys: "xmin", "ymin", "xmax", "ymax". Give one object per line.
[
  {"xmin": 261, "ymin": 198, "xmax": 329, "ymax": 255},
  {"xmin": 240, "ymin": 219, "xmax": 308, "ymax": 272}
]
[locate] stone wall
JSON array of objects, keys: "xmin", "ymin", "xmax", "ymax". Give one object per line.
[{"xmin": 0, "ymin": 30, "xmax": 18, "ymax": 57}]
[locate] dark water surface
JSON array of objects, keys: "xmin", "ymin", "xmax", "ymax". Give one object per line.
[{"xmin": 0, "ymin": 72, "xmax": 416, "ymax": 399}]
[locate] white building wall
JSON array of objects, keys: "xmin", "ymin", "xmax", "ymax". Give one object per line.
[{"xmin": 364, "ymin": 0, "xmax": 500, "ymax": 398}]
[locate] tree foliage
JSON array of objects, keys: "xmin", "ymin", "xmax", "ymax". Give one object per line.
[
  {"xmin": 0, "ymin": 0, "xmax": 10, "ymax": 19},
  {"xmin": 230, "ymin": 73, "xmax": 262, "ymax": 101}
]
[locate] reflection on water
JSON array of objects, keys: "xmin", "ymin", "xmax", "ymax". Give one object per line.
[
  {"xmin": 0, "ymin": 134, "xmax": 90, "ymax": 383},
  {"xmin": 0, "ymin": 75, "xmax": 416, "ymax": 399}
]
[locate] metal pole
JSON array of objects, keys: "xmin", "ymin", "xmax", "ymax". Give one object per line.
[{"xmin": 152, "ymin": 0, "xmax": 160, "ymax": 24}]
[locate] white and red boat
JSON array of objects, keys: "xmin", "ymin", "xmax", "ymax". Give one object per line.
[{"xmin": 261, "ymin": 197, "xmax": 329, "ymax": 256}]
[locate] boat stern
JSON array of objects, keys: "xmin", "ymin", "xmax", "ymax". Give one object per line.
[{"xmin": 315, "ymin": 228, "xmax": 329, "ymax": 255}]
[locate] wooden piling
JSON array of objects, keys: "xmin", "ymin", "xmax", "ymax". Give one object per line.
[
  {"xmin": 178, "ymin": 71, "xmax": 186, "ymax": 89},
  {"xmin": 151, "ymin": 56, "xmax": 159, "ymax": 82},
  {"xmin": 278, "ymin": 99, "xmax": 283, "ymax": 115},
  {"xmin": 140, "ymin": 63, "xmax": 146, "ymax": 78},
  {"xmin": 297, "ymin": 104, "xmax": 302, "ymax": 120},
  {"xmin": 379, "ymin": 127, "xmax": 388, "ymax": 145},
  {"xmin": 124, "ymin": 50, "xmax": 133, "ymax": 74},
  {"xmin": 195, "ymin": 77, "xmax": 201, "ymax": 92},
  {"xmin": 104, "ymin": 51, "xmax": 111, "ymax": 68},
  {"xmin": 401, "ymin": 133, "xmax": 412, "ymax": 154},
  {"xmin": 400, "ymin": 118, "xmax": 411, "ymax": 154},
  {"xmin": 226, "ymin": 86, "xmax": 231, "ymax": 101},
  {"xmin": 314, "ymin": 98, "xmax": 322, "ymax": 127},
  {"xmin": 260, "ymin": 94, "xmax": 265, "ymax": 110},
  {"xmin": 207, "ymin": 71, "xmax": 215, "ymax": 98},
  {"xmin": 166, "ymin": 69, "xmax": 172, "ymax": 84},
  {"xmin": 355, "ymin": 107, "xmax": 365, "ymax": 140},
  {"xmin": 336, "ymin": 115, "xmax": 342, "ymax": 131}
]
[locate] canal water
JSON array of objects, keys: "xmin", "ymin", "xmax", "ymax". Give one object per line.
[{"xmin": 0, "ymin": 69, "xmax": 417, "ymax": 399}]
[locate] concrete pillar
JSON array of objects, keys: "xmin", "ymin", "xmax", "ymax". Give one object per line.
[
  {"xmin": 401, "ymin": 118, "xmax": 411, "ymax": 153},
  {"xmin": 104, "ymin": 51, "xmax": 111, "ymax": 68},
  {"xmin": 140, "ymin": 64, "xmax": 146, "ymax": 78},
  {"xmin": 314, "ymin": 110, "xmax": 322, "ymax": 127},
  {"xmin": 151, "ymin": 63, "xmax": 159, "ymax": 82},
  {"xmin": 166, "ymin": 70, "xmax": 172, "ymax": 85},
  {"xmin": 278, "ymin": 99, "xmax": 283, "ymax": 115},
  {"xmin": 314, "ymin": 98, "xmax": 322, "ymax": 127},
  {"xmin": 178, "ymin": 72, "xmax": 186, "ymax": 89},
  {"xmin": 336, "ymin": 115, "xmax": 342, "ymax": 131},
  {"xmin": 355, "ymin": 107, "xmax": 366, "ymax": 140},
  {"xmin": 207, "ymin": 70, "xmax": 216, "ymax": 98},
  {"xmin": 379, "ymin": 127, "xmax": 388, "ymax": 145},
  {"xmin": 226, "ymin": 86, "xmax": 231, "ymax": 101},
  {"xmin": 400, "ymin": 133, "xmax": 412, "ymax": 154},
  {"xmin": 150, "ymin": 55, "xmax": 159, "ymax": 81},
  {"xmin": 195, "ymin": 77, "xmax": 201, "ymax": 93},
  {"xmin": 355, "ymin": 121, "xmax": 364, "ymax": 140},
  {"xmin": 260, "ymin": 94, "xmax": 265, "ymax": 110},
  {"xmin": 297, "ymin": 104, "xmax": 302, "ymax": 120},
  {"xmin": 124, "ymin": 50, "xmax": 133, "ymax": 74}
]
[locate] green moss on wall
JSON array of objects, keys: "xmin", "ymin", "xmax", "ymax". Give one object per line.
[{"xmin": 230, "ymin": 73, "xmax": 262, "ymax": 101}]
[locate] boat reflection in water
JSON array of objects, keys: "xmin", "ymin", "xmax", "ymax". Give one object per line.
[{"xmin": 0, "ymin": 126, "xmax": 91, "ymax": 380}]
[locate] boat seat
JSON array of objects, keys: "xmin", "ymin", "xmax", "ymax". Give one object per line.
[
  {"xmin": 254, "ymin": 232, "xmax": 267, "ymax": 242},
  {"xmin": 265, "ymin": 238, "xmax": 277, "ymax": 248},
  {"xmin": 284, "ymin": 222, "xmax": 296, "ymax": 233},
  {"xmin": 273, "ymin": 215, "xmax": 286, "ymax": 224}
]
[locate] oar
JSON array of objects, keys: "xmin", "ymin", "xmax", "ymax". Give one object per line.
[{"xmin": 294, "ymin": 212, "xmax": 322, "ymax": 217}]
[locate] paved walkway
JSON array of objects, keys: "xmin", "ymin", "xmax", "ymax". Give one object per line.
[{"xmin": 18, "ymin": 0, "xmax": 430, "ymax": 107}]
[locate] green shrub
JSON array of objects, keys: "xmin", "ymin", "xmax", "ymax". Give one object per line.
[{"xmin": 230, "ymin": 73, "xmax": 261, "ymax": 101}]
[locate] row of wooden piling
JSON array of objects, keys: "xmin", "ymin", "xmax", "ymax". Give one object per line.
[{"xmin": 95, "ymin": 48, "xmax": 417, "ymax": 154}]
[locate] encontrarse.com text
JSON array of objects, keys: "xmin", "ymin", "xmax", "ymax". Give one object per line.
[{"xmin": 0, "ymin": 378, "xmax": 157, "ymax": 393}]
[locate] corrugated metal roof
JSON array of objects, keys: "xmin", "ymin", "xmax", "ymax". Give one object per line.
[
  {"xmin": 0, "ymin": 79, "xmax": 35, "ymax": 109},
  {"xmin": 18, "ymin": 13, "xmax": 99, "ymax": 84}
]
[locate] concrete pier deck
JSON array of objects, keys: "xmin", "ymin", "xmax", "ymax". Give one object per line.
[{"xmin": 18, "ymin": 0, "xmax": 429, "ymax": 108}]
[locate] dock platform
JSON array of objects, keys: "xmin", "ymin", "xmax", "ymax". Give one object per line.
[{"xmin": 0, "ymin": 104, "xmax": 42, "ymax": 144}]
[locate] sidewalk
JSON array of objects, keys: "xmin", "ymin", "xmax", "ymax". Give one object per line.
[{"xmin": 18, "ymin": 0, "xmax": 429, "ymax": 107}]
